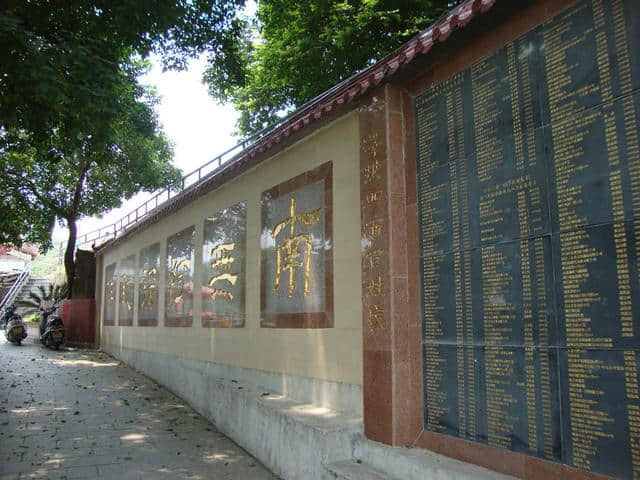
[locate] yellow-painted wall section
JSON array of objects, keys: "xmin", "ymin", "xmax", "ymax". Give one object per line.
[{"xmin": 98, "ymin": 112, "xmax": 363, "ymax": 385}]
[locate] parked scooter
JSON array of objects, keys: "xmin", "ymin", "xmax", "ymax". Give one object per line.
[
  {"xmin": 39, "ymin": 301, "xmax": 65, "ymax": 349},
  {"xmin": 2, "ymin": 306, "xmax": 28, "ymax": 345}
]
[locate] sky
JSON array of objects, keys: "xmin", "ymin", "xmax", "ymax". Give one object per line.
[{"xmin": 52, "ymin": 55, "xmax": 239, "ymax": 243}]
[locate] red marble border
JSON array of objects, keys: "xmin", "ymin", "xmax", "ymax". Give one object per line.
[
  {"xmin": 164, "ymin": 315, "xmax": 192, "ymax": 328},
  {"xmin": 415, "ymin": 431, "xmax": 613, "ymax": 480},
  {"xmin": 260, "ymin": 162, "xmax": 334, "ymax": 328},
  {"xmin": 202, "ymin": 313, "xmax": 244, "ymax": 328},
  {"xmin": 360, "ymin": 89, "xmax": 393, "ymax": 443},
  {"xmin": 137, "ymin": 317, "xmax": 157, "ymax": 327}
]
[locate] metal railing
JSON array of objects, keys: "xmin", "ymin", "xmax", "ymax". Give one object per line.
[
  {"xmin": 76, "ymin": 113, "xmax": 296, "ymax": 248},
  {"xmin": 0, "ymin": 266, "xmax": 30, "ymax": 316},
  {"xmin": 75, "ymin": 139, "xmax": 250, "ymax": 248},
  {"xmin": 75, "ymin": 63, "xmax": 370, "ymax": 249}
]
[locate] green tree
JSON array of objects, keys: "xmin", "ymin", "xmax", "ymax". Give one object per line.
[
  {"xmin": 1, "ymin": 0, "xmax": 246, "ymax": 142},
  {"xmin": 0, "ymin": 0, "xmax": 245, "ymax": 295},
  {"xmin": 1, "ymin": 58, "xmax": 180, "ymax": 295},
  {"xmin": 203, "ymin": 0, "xmax": 456, "ymax": 135}
]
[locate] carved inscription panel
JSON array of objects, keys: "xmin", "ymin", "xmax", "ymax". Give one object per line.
[
  {"xmin": 117, "ymin": 254, "xmax": 135, "ymax": 326},
  {"xmin": 202, "ymin": 202, "xmax": 246, "ymax": 328},
  {"xmin": 415, "ymin": 0, "xmax": 640, "ymax": 477},
  {"xmin": 103, "ymin": 263, "xmax": 117, "ymax": 326},
  {"xmin": 260, "ymin": 163, "xmax": 333, "ymax": 328},
  {"xmin": 138, "ymin": 243, "xmax": 159, "ymax": 326},
  {"xmin": 165, "ymin": 226, "xmax": 195, "ymax": 327}
]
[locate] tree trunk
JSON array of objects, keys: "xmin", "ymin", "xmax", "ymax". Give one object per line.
[
  {"xmin": 64, "ymin": 217, "xmax": 77, "ymax": 298},
  {"xmin": 64, "ymin": 159, "xmax": 89, "ymax": 299}
]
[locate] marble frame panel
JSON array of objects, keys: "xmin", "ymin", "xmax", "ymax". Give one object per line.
[
  {"xmin": 164, "ymin": 225, "xmax": 195, "ymax": 328},
  {"xmin": 117, "ymin": 254, "xmax": 136, "ymax": 327},
  {"xmin": 103, "ymin": 262, "xmax": 117, "ymax": 326},
  {"xmin": 202, "ymin": 201, "xmax": 247, "ymax": 328},
  {"xmin": 260, "ymin": 162, "xmax": 334, "ymax": 328},
  {"xmin": 138, "ymin": 242, "xmax": 160, "ymax": 327}
]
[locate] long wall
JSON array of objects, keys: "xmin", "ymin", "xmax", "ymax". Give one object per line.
[{"xmin": 97, "ymin": 112, "xmax": 363, "ymax": 413}]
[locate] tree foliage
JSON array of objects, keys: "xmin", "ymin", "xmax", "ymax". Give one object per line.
[
  {"xmin": 1, "ymin": 0, "xmax": 245, "ymax": 141},
  {"xmin": 0, "ymin": 0, "xmax": 244, "ymax": 293},
  {"xmin": 0, "ymin": 58, "xmax": 180, "ymax": 294},
  {"xmin": 203, "ymin": 0, "xmax": 457, "ymax": 135}
]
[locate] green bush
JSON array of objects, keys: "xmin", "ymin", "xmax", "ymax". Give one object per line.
[
  {"xmin": 24, "ymin": 313, "xmax": 40, "ymax": 324},
  {"xmin": 16, "ymin": 282, "xmax": 68, "ymax": 316}
]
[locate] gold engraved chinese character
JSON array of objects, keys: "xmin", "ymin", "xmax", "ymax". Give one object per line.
[
  {"xmin": 366, "ymin": 275, "xmax": 384, "ymax": 296},
  {"xmin": 106, "ymin": 279, "xmax": 116, "ymax": 302},
  {"xmin": 363, "ymin": 158, "xmax": 383, "ymax": 185},
  {"xmin": 119, "ymin": 275, "xmax": 134, "ymax": 311},
  {"xmin": 365, "ymin": 220, "xmax": 383, "ymax": 240},
  {"xmin": 168, "ymin": 258, "xmax": 190, "ymax": 304},
  {"xmin": 366, "ymin": 190, "xmax": 382, "ymax": 204},
  {"xmin": 362, "ymin": 132, "xmax": 381, "ymax": 158},
  {"xmin": 140, "ymin": 268, "xmax": 157, "ymax": 309},
  {"xmin": 364, "ymin": 249, "xmax": 383, "ymax": 271},
  {"xmin": 208, "ymin": 242, "xmax": 238, "ymax": 303},
  {"xmin": 271, "ymin": 196, "xmax": 321, "ymax": 298},
  {"xmin": 368, "ymin": 304, "xmax": 385, "ymax": 330}
]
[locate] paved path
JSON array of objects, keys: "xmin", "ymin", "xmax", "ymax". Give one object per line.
[{"xmin": 0, "ymin": 328, "xmax": 278, "ymax": 480}]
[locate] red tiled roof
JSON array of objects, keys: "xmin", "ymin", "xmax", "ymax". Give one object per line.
[
  {"xmin": 243, "ymin": 0, "xmax": 496, "ymax": 160},
  {"xmin": 98, "ymin": 0, "xmax": 496, "ymax": 252}
]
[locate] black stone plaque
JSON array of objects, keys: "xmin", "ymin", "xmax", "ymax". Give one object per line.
[{"xmin": 415, "ymin": 0, "xmax": 640, "ymax": 477}]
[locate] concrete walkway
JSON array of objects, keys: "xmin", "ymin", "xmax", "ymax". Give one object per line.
[{"xmin": 0, "ymin": 328, "xmax": 278, "ymax": 480}]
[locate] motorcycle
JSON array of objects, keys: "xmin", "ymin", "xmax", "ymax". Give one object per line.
[
  {"xmin": 39, "ymin": 301, "xmax": 65, "ymax": 349},
  {"xmin": 2, "ymin": 306, "xmax": 28, "ymax": 345}
]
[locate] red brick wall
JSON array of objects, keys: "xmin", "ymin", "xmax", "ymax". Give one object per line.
[{"xmin": 60, "ymin": 298, "xmax": 96, "ymax": 346}]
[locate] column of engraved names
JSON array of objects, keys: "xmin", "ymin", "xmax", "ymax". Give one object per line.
[
  {"xmin": 509, "ymin": 37, "xmax": 555, "ymax": 459},
  {"xmin": 480, "ymin": 245, "xmax": 518, "ymax": 449},
  {"xmin": 418, "ymin": 80, "xmax": 452, "ymax": 432},
  {"xmin": 593, "ymin": 0, "xmax": 632, "ymax": 338},
  {"xmin": 455, "ymin": 74, "xmax": 476, "ymax": 440},
  {"xmin": 510, "ymin": 38, "xmax": 537, "ymax": 457},
  {"xmin": 473, "ymin": 52, "xmax": 518, "ymax": 450},
  {"xmin": 472, "ymin": 45, "xmax": 541, "ymax": 452},
  {"xmin": 611, "ymin": 0, "xmax": 640, "ymax": 343},
  {"xmin": 448, "ymin": 73, "xmax": 476, "ymax": 439},
  {"xmin": 611, "ymin": 0, "xmax": 640, "ymax": 469},
  {"xmin": 544, "ymin": 4, "xmax": 619, "ymax": 473},
  {"xmin": 519, "ymin": 194, "xmax": 536, "ymax": 455},
  {"xmin": 423, "ymin": 253, "xmax": 447, "ymax": 431},
  {"xmin": 416, "ymin": 83, "xmax": 446, "ymax": 257},
  {"xmin": 447, "ymin": 83, "xmax": 466, "ymax": 438},
  {"xmin": 599, "ymin": 0, "xmax": 640, "ymax": 473}
]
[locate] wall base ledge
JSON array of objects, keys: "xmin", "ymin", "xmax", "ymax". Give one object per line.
[
  {"xmin": 103, "ymin": 345, "xmax": 362, "ymax": 480},
  {"xmin": 352, "ymin": 436, "xmax": 516, "ymax": 480}
]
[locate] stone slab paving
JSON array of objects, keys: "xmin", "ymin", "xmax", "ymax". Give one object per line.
[{"xmin": 0, "ymin": 328, "xmax": 278, "ymax": 480}]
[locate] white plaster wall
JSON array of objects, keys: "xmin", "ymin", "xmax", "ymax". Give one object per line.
[{"xmin": 98, "ymin": 112, "xmax": 363, "ymax": 387}]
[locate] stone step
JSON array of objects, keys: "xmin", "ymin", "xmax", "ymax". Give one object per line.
[
  {"xmin": 353, "ymin": 436, "xmax": 517, "ymax": 480},
  {"xmin": 325, "ymin": 460, "xmax": 388, "ymax": 480},
  {"xmin": 13, "ymin": 278, "xmax": 53, "ymax": 316}
]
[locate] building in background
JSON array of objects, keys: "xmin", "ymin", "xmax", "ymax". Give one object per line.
[{"xmin": 0, "ymin": 245, "xmax": 38, "ymax": 273}]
